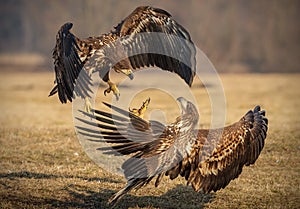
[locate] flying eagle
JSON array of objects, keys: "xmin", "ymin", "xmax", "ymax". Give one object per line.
[
  {"xmin": 76, "ymin": 98, "xmax": 268, "ymax": 207},
  {"xmin": 49, "ymin": 6, "xmax": 196, "ymax": 110}
]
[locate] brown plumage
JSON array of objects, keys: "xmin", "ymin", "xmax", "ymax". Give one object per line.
[
  {"xmin": 76, "ymin": 97, "xmax": 268, "ymax": 207},
  {"xmin": 49, "ymin": 6, "xmax": 196, "ymax": 103}
]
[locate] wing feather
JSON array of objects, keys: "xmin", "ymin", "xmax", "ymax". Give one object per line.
[
  {"xmin": 168, "ymin": 106, "xmax": 268, "ymax": 193},
  {"xmin": 50, "ymin": 7, "xmax": 196, "ymax": 104},
  {"xmin": 50, "ymin": 23, "xmax": 92, "ymax": 103},
  {"xmin": 76, "ymin": 101, "xmax": 196, "ymax": 206},
  {"xmin": 76, "ymin": 101, "xmax": 268, "ymax": 206},
  {"xmin": 114, "ymin": 6, "xmax": 196, "ymax": 86}
]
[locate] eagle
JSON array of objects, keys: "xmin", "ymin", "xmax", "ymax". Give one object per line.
[
  {"xmin": 49, "ymin": 6, "xmax": 196, "ymax": 111},
  {"xmin": 76, "ymin": 97, "xmax": 268, "ymax": 207}
]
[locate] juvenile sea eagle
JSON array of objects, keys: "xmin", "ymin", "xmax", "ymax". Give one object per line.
[
  {"xmin": 76, "ymin": 98, "xmax": 268, "ymax": 206},
  {"xmin": 49, "ymin": 6, "xmax": 196, "ymax": 110}
]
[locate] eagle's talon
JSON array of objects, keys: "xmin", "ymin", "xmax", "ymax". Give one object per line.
[
  {"xmin": 104, "ymin": 82, "xmax": 120, "ymax": 100},
  {"xmin": 115, "ymin": 93, "xmax": 120, "ymax": 101},
  {"xmin": 104, "ymin": 88, "xmax": 110, "ymax": 96},
  {"xmin": 129, "ymin": 98, "xmax": 151, "ymax": 118},
  {"xmin": 84, "ymin": 97, "xmax": 93, "ymax": 114}
]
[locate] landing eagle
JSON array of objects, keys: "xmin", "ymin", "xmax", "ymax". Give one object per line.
[
  {"xmin": 49, "ymin": 6, "xmax": 196, "ymax": 107},
  {"xmin": 76, "ymin": 98, "xmax": 268, "ymax": 207}
]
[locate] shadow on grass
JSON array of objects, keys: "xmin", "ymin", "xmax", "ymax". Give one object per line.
[
  {"xmin": 60, "ymin": 184, "xmax": 215, "ymax": 209},
  {"xmin": 0, "ymin": 171, "xmax": 214, "ymax": 209},
  {"xmin": 0, "ymin": 171, "xmax": 121, "ymax": 184}
]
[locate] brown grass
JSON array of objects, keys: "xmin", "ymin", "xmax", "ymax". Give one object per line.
[{"xmin": 0, "ymin": 71, "xmax": 299, "ymax": 209}]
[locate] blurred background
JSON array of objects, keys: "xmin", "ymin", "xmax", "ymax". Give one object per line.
[
  {"xmin": 0, "ymin": 0, "xmax": 299, "ymax": 73},
  {"xmin": 0, "ymin": 2, "xmax": 299, "ymax": 208}
]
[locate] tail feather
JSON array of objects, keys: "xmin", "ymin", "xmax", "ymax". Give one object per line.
[{"xmin": 108, "ymin": 178, "xmax": 146, "ymax": 207}]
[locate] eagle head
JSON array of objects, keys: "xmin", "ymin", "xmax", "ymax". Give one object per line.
[{"xmin": 176, "ymin": 97, "xmax": 199, "ymax": 125}]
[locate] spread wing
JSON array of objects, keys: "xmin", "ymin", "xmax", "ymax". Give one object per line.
[
  {"xmin": 49, "ymin": 23, "xmax": 92, "ymax": 103},
  {"xmin": 75, "ymin": 102, "xmax": 196, "ymax": 206},
  {"xmin": 114, "ymin": 6, "xmax": 196, "ymax": 86},
  {"xmin": 50, "ymin": 7, "xmax": 196, "ymax": 103},
  {"xmin": 162, "ymin": 106, "xmax": 268, "ymax": 193},
  {"xmin": 76, "ymin": 102, "xmax": 268, "ymax": 206}
]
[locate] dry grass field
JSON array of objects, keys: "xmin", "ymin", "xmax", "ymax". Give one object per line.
[{"xmin": 0, "ymin": 71, "xmax": 299, "ymax": 209}]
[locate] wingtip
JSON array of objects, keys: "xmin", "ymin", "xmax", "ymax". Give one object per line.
[
  {"xmin": 186, "ymin": 75, "xmax": 194, "ymax": 87},
  {"xmin": 102, "ymin": 101, "xmax": 112, "ymax": 108},
  {"xmin": 188, "ymin": 77, "xmax": 194, "ymax": 87},
  {"xmin": 62, "ymin": 22, "xmax": 73, "ymax": 30},
  {"xmin": 48, "ymin": 85, "xmax": 58, "ymax": 97},
  {"xmin": 253, "ymin": 105, "xmax": 267, "ymax": 117},
  {"xmin": 253, "ymin": 105, "xmax": 261, "ymax": 112}
]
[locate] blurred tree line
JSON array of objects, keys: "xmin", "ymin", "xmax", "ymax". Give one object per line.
[{"xmin": 0, "ymin": 0, "xmax": 299, "ymax": 72}]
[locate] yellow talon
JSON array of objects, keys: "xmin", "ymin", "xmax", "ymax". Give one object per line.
[
  {"xmin": 84, "ymin": 97, "xmax": 92, "ymax": 113},
  {"xmin": 104, "ymin": 81, "xmax": 120, "ymax": 100},
  {"xmin": 129, "ymin": 98, "xmax": 151, "ymax": 119}
]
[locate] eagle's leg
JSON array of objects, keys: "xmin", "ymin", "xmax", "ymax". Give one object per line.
[
  {"xmin": 104, "ymin": 80, "xmax": 120, "ymax": 100},
  {"xmin": 84, "ymin": 97, "xmax": 92, "ymax": 113},
  {"xmin": 129, "ymin": 98, "xmax": 151, "ymax": 119}
]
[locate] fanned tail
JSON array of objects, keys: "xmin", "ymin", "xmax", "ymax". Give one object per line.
[{"xmin": 108, "ymin": 178, "xmax": 149, "ymax": 207}]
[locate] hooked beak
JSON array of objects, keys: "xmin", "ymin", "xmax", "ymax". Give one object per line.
[
  {"xmin": 176, "ymin": 97, "xmax": 188, "ymax": 113},
  {"xmin": 120, "ymin": 69, "xmax": 134, "ymax": 80},
  {"xmin": 128, "ymin": 72, "xmax": 134, "ymax": 80}
]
